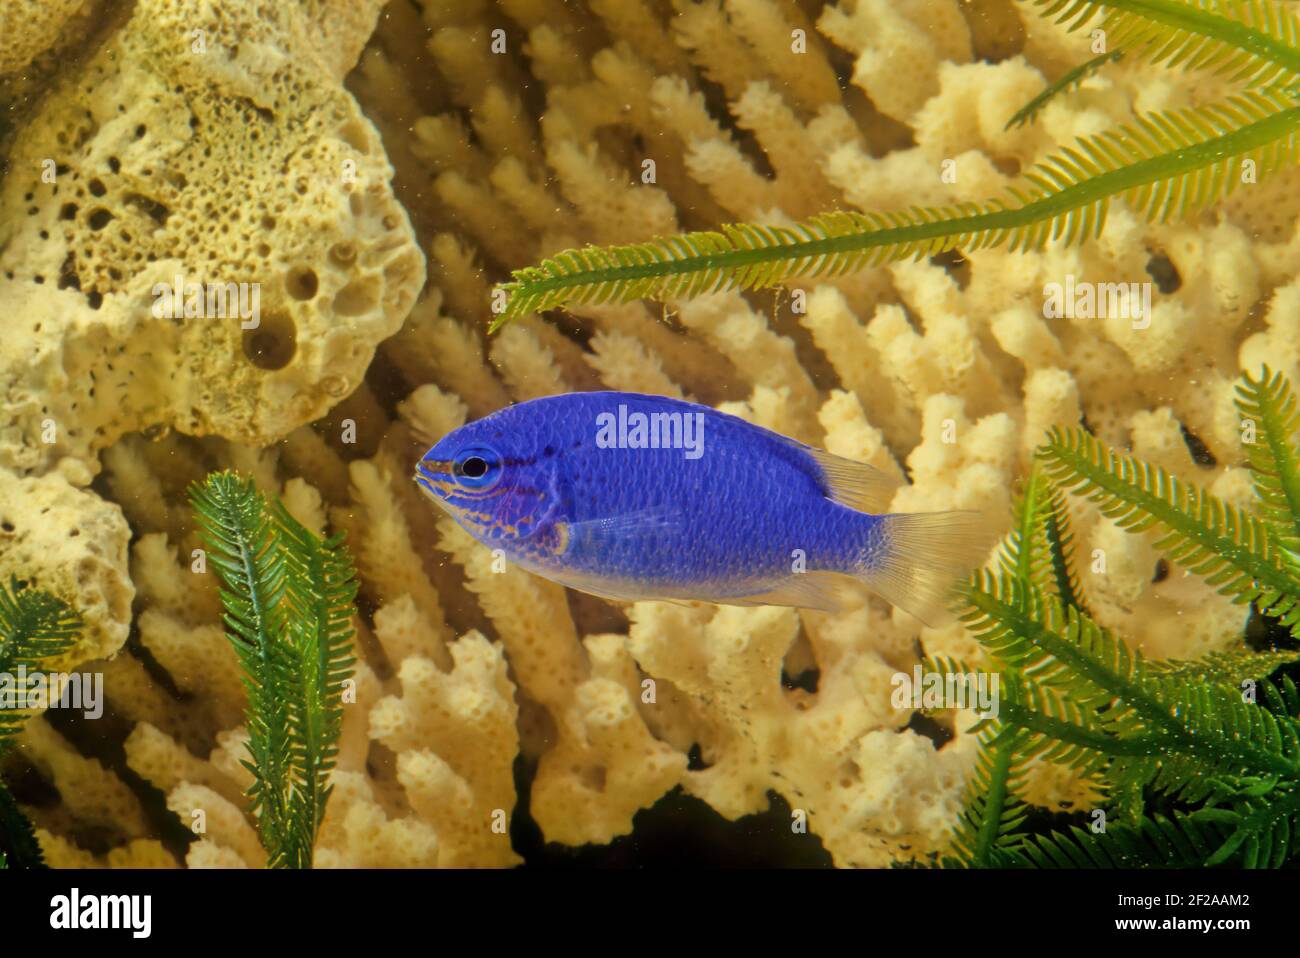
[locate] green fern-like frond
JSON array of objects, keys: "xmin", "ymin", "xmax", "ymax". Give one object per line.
[
  {"xmin": 956, "ymin": 579, "xmax": 1128, "ymax": 795},
  {"xmin": 963, "ymin": 568, "xmax": 1300, "ymax": 864},
  {"xmin": 1202, "ymin": 786, "xmax": 1300, "ymax": 866},
  {"xmin": 496, "ymin": 90, "xmax": 1298, "ymax": 321},
  {"xmin": 945, "ymin": 728, "xmax": 1032, "ymax": 867},
  {"xmin": 965, "ymin": 572, "xmax": 1300, "ymax": 777},
  {"xmin": 1030, "ymin": 0, "xmax": 1300, "ymax": 88},
  {"xmin": 0, "ymin": 576, "xmax": 79, "ymax": 869},
  {"xmin": 1000, "ymin": 675, "xmax": 1160, "ymax": 786},
  {"xmin": 0, "ymin": 776, "xmax": 45, "ymax": 869},
  {"xmin": 990, "ymin": 810, "xmax": 1236, "ymax": 867},
  {"xmin": 495, "ymin": 0, "xmax": 1300, "ymax": 325},
  {"xmin": 190, "ymin": 473, "xmax": 294, "ymax": 864},
  {"xmin": 0, "ymin": 576, "xmax": 82, "ymax": 666},
  {"xmin": 189, "ymin": 473, "xmax": 357, "ymax": 869},
  {"xmin": 1006, "ymin": 50, "xmax": 1125, "ymax": 129},
  {"xmin": 950, "ymin": 368, "xmax": 1300, "ymax": 867},
  {"xmin": 1043, "ymin": 480, "xmax": 1093, "ymax": 616},
  {"xmin": 1148, "ymin": 647, "xmax": 1300, "ymax": 683},
  {"xmin": 998, "ymin": 466, "xmax": 1093, "ymax": 615},
  {"xmin": 962, "ymin": 570, "xmax": 1150, "ymax": 712},
  {"xmin": 1263, "ymin": 673, "xmax": 1300, "ymax": 715},
  {"xmin": 1039, "ymin": 425, "xmax": 1300, "ymax": 630},
  {"xmin": 1144, "ymin": 674, "xmax": 1300, "ymax": 799},
  {"xmin": 947, "ymin": 467, "xmax": 1096, "ymax": 867},
  {"xmin": 0, "ymin": 576, "xmax": 82, "ymax": 748},
  {"xmin": 1235, "ymin": 365, "xmax": 1300, "ymax": 551},
  {"xmin": 998, "ymin": 466, "xmax": 1055, "ymax": 587},
  {"xmin": 271, "ymin": 501, "xmax": 358, "ymax": 863}
]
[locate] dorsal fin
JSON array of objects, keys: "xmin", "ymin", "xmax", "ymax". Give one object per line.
[{"xmin": 801, "ymin": 445, "xmax": 903, "ymax": 514}]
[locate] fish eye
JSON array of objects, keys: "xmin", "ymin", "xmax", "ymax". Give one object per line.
[{"xmin": 451, "ymin": 447, "xmax": 501, "ymax": 489}]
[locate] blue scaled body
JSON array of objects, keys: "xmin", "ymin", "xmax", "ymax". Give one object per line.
[{"xmin": 415, "ymin": 391, "xmax": 988, "ymax": 623}]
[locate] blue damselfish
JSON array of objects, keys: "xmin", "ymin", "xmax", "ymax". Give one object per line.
[{"xmin": 415, "ymin": 391, "xmax": 991, "ymax": 623}]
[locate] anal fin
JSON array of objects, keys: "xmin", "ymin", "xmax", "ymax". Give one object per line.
[{"xmin": 720, "ymin": 570, "xmax": 863, "ymax": 614}]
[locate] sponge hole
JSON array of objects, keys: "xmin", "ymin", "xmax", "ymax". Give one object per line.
[
  {"xmin": 339, "ymin": 119, "xmax": 371, "ymax": 154},
  {"xmin": 332, "ymin": 278, "xmax": 378, "ymax": 316},
  {"xmin": 242, "ymin": 310, "xmax": 297, "ymax": 370},
  {"xmin": 285, "ymin": 265, "xmax": 318, "ymax": 300},
  {"xmin": 328, "ymin": 242, "xmax": 356, "ymax": 267}
]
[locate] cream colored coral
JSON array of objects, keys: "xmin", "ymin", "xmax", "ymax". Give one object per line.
[
  {"xmin": 169, "ymin": 783, "xmax": 264, "ymax": 868},
  {"xmin": 23, "ymin": 718, "xmax": 152, "ymax": 846},
  {"xmin": 369, "ymin": 627, "xmax": 521, "ymax": 866},
  {"xmin": 530, "ymin": 632, "xmax": 688, "ymax": 845},
  {"xmin": 137, "ymin": 610, "xmax": 244, "ymax": 733},
  {"xmin": 891, "ymin": 394, "xmax": 1016, "ymax": 520},
  {"xmin": 678, "ymin": 293, "xmax": 821, "ymax": 440},
  {"xmin": 124, "ymin": 722, "xmax": 245, "ymax": 807},
  {"xmin": 819, "ymin": 0, "xmax": 971, "ymax": 121},
  {"xmin": 314, "ymin": 771, "xmax": 441, "ymax": 868},
  {"xmin": 436, "ymin": 519, "xmax": 689, "ymax": 843},
  {"xmin": 584, "ymin": 331, "xmax": 686, "ymax": 398},
  {"xmin": 340, "ymin": 460, "xmax": 453, "ymax": 669},
  {"xmin": 625, "ymin": 598, "xmax": 971, "ymax": 866},
  {"xmin": 130, "ymin": 534, "xmax": 221, "ymax": 626},
  {"xmin": 38, "ymin": 831, "xmax": 175, "ymax": 869}
]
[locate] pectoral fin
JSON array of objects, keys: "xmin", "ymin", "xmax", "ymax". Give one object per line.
[{"xmin": 560, "ymin": 508, "xmax": 682, "ymax": 555}]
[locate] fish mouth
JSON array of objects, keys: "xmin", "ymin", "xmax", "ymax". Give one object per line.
[
  {"xmin": 415, "ymin": 457, "xmax": 505, "ymax": 505},
  {"xmin": 415, "ymin": 455, "xmax": 508, "ymax": 504},
  {"xmin": 414, "ymin": 459, "xmax": 455, "ymax": 499}
]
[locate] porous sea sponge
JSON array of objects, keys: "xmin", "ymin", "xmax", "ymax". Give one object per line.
[
  {"xmin": 0, "ymin": 466, "xmax": 131, "ymax": 662},
  {"xmin": 0, "ymin": 0, "xmax": 92, "ymax": 76},
  {"xmin": 0, "ymin": 0, "xmax": 424, "ymax": 476}
]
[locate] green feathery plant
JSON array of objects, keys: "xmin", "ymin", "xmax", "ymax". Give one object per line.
[
  {"xmin": 1005, "ymin": 49, "xmax": 1126, "ymax": 129},
  {"xmin": 493, "ymin": 0, "xmax": 1300, "ymax": 326},
  {"xmin": 0, "ymin": 575, "xmax": 83, "ymax": 869},
  {"xmin": 189, "ymin": 473, "xmax": 358, "ymax": 869},
  {"xmin": 940, "ymin": 367, "xmax": 1300, "ymax": 868},
  {"xmin": 0, "ymin": 777, "xmax": 45, "ymax": 870}
]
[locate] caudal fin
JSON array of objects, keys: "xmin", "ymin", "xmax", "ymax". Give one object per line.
[{"xmin": 857, "ymin": 511, "xmax": 996, "ymax": 626}]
